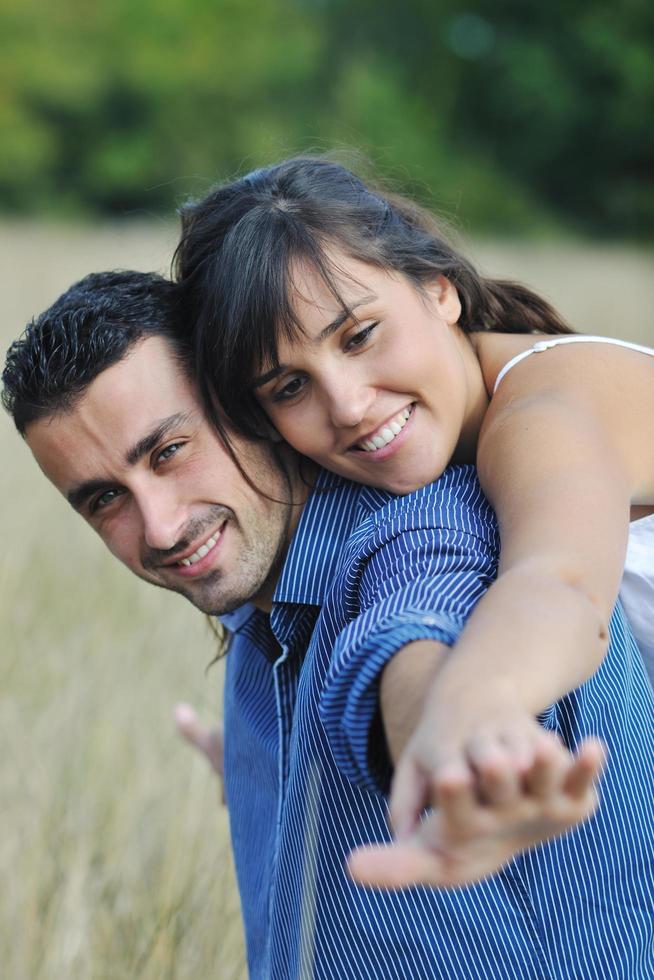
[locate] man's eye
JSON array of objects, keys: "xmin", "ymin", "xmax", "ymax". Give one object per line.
[
  {"xmin": 345, "ymin": 322, "xmax": 378, "ymax": 351},
  {"xmin": 273, "ymin": 377, "xmax": 305, "ymax": 402},
  {"xmin": 157, "ymin": 442, "xmax": 182, "ymax": 463},
  {"xmin": 92, "ymin": 488, "xmax": 123, "ymax": 513}
]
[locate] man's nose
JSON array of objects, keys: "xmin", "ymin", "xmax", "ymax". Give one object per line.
[{"xmin": 138, "ymin": 488, "xmax": 187, "ymax": 552}]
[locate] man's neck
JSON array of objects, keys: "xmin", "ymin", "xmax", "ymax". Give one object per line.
[{"xmin": 250, "ymin": 458, "xmax": 317, "ymax": 612}]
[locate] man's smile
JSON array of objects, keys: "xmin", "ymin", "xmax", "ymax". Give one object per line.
[
  {"xmin": 176, "ymin": 524, "xmax": 226, "ymax": 567},
  {"xmin": 163, "ymin": 521, "xmax": 228, "ymax": 578}
]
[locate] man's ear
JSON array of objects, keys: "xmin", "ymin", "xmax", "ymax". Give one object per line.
[{"xmin": 427, "ymin": 275, "xmax": 462, "ymax": 326}]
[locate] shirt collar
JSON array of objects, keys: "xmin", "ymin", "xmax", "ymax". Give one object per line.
[
  {"xmin": 222, "ymin": 472, "xmax": 361, "ymax": 658},
  {"xmin": 272, "ymin": 469, "xmax": 362, "ymax": 608},
  {"xmin": 220, "ymin": 603, "xmax": 258, "ymax": 632}
]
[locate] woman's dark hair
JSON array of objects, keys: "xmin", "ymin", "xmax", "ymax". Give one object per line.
[{"xmin": 174, "ymin": 155, "xmax": 572, "ymax": 438}]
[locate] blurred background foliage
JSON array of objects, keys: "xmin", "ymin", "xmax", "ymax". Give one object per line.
[{"xmin": 1, "ymin": 0, "xmax": 652, "ymax": 236}]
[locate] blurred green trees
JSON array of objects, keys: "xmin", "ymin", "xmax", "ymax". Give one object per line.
[{"xmin": 1, "ymin": 0, "xmax": 652, "ymax": 236}]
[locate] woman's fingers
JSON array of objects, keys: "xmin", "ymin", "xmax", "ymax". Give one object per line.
[
  {"xmin": 465, "ymin": 736, "xmax": 521, "ymax": 806},
  {"xmin": 389, "ymin": 753, "xmax": 431, "ymax": 840},
  {"xmin": 348, "ymin": 840, "xmax": 448, "ymax": 889},
  {"xmin": 563, "ymin": 738, "xmax": 606, "ymax": 799}
]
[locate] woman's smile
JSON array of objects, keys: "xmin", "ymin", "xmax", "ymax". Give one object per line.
[{"xmin": 349, "ymin": 404, "xmax": 415, "ymax": 456}]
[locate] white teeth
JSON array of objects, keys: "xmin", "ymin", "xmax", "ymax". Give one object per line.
[
  {"xmin": 357, "ymin": 407, "xmax": 413, "ymax": 453},
  {"xmin": 179, "ymin": 532, "xmax": 219, "ymax": 567}
]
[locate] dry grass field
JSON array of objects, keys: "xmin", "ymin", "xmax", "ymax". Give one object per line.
[
  {"xmin": 1, "ymin": 223, "xmax": 652, "ymax": 979},
  {"xmin": 1, "ymin": 224, "xmax": 246, "ymax": 980}
]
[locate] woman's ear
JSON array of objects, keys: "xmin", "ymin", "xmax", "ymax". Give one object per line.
[{"xmin": 428, "ymin": 275, "xmax": 461, "ymax": 325}]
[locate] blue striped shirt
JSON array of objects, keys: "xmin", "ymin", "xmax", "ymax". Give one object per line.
[{"xmin": 222, "ymin": 466, "xmax": 654, "ymax": 979}]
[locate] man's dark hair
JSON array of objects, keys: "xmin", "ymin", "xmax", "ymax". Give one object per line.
[
  {"xmin": 2, "ymin": 270, "xmax": 189, "ymax": 436},
  {"xmin": 3, "ymin": 266, "xmax": 299, "ymax": 511}
]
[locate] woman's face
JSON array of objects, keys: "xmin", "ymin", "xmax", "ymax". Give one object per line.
[{"xmin": 252, "ymin": 251, "xmax": 489, "ymax": 495}]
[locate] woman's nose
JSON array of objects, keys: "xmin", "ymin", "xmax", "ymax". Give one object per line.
[{"xmin": 324, "ymin": 372, "xmax": 376, "ymax": 430}]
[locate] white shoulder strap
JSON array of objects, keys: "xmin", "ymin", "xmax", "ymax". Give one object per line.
[{"xmin": 493, "ymin": 335, "xmax": 654, "ymax": 395}]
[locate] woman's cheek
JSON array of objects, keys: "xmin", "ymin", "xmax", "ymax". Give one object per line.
[{"xmin": 274, "ymin": 407, "xmax": 306, "ymax": 448}]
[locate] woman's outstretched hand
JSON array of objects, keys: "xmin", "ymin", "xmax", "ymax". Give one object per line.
[{"xmin": 348, "ymin": 693, "xmax": 605, "ymax": 890}]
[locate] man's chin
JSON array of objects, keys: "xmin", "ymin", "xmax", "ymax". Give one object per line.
[
  {"xmin": 148, "ymin": 570, "xmax": 252, "ymax": 617},
  {"xmin": 173, "ymin": 580, "xmax": 235, "ymax": 617},
  {"xmin": 206, "ymin": 596, "xmax": 250, "ymax": 616},
  {"xmin": 135, "ymin": 560, "xmax": 269, "ymax": 616}
]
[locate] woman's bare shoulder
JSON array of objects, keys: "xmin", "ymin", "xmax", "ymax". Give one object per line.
[
  {"xmin": 474, "ymin": 331, "xmax": 654, "ymax": 502},
  {"xmin": 470, "ymin": 332, "xmax": 543, "ymax": 396},
  {"xmin": 472, "ymin": 330, "xmax": 654, "ymax": 401}
]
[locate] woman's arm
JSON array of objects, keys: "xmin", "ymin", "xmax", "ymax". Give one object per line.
[
  {"xmin": 425, "ymin": 341, "xmax": 652, "ymax": 708},
  {"xmin": 471, "ymin": 340, "xmax": 653, "ymax": 700},
  {"xmin": 351, "ymin": 344, "xmax": 652, "ymax": 889},
  {"xmin": 418, "ymin": 344, "xmax": 652, "ymax": 754},
  {"xmin": 397, "ymin": 346, "xmax": 649, "ymax": 760}
]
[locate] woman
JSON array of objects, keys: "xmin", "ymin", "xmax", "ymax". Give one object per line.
[{"xmin": 174, "ymin": 155, "xmax": 654, "ymax": 887}]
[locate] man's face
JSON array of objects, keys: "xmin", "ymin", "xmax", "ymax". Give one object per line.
[{"xmin": 26, "ymin": 336, "xmax": 297, "ymax": 614}]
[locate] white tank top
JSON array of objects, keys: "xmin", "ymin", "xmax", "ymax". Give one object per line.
[{"xmin": 493, "ymin": 335, "xmax": 654, "ymax": 687}]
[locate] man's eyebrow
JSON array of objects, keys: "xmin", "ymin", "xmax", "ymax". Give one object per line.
[
  {"xmin": 124, "ymin": 412, "xmax": 193, "ymax": 466},
  {"xmin": 66, "ymin": 413, "xmax": 194, "ymax": 511},
  {"xmin": 67, "ymin": 479, "xmax": 119, "ymax": 512},
  {"xmin": 251, "ymin": 294, "xmax": 377, "ymax": 389}
]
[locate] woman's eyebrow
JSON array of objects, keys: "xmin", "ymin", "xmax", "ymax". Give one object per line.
[
  {"xmin": 252, "ymin": 294, "xmax": 378, "ymax": 389},
  {"xmin": 252, "ymin": 365, "xmax": 285, "ymax": 389},
  {"xmin": 317, "ymin": 294, "xmax": 377, "ymax": 342}
]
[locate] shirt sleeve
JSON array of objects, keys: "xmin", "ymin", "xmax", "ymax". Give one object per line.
[{"xmin": 319, "ymin": 500, "xmax": 500, "ymax": 794}]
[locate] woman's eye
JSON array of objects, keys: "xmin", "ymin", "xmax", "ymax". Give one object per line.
[
  {"xmin": 345, "ymin": 322, "xmax": 378, "ymax": 351},
  {"xmin": 273, "ymin": 377, "xmax": 305, "ymax": 402}
]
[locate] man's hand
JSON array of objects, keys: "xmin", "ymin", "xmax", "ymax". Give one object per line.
[
  {"xmin": 174, "ymin": 703, "xmax": 226, "ymax": 804},
  {"xmin": 349, "ymin": 683, "xmax": 605, "ymax": 889}
]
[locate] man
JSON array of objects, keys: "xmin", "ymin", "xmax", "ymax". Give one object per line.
[{"xmin": 4, "ymin": 271, "xmax": 653, "ymax": 980}]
